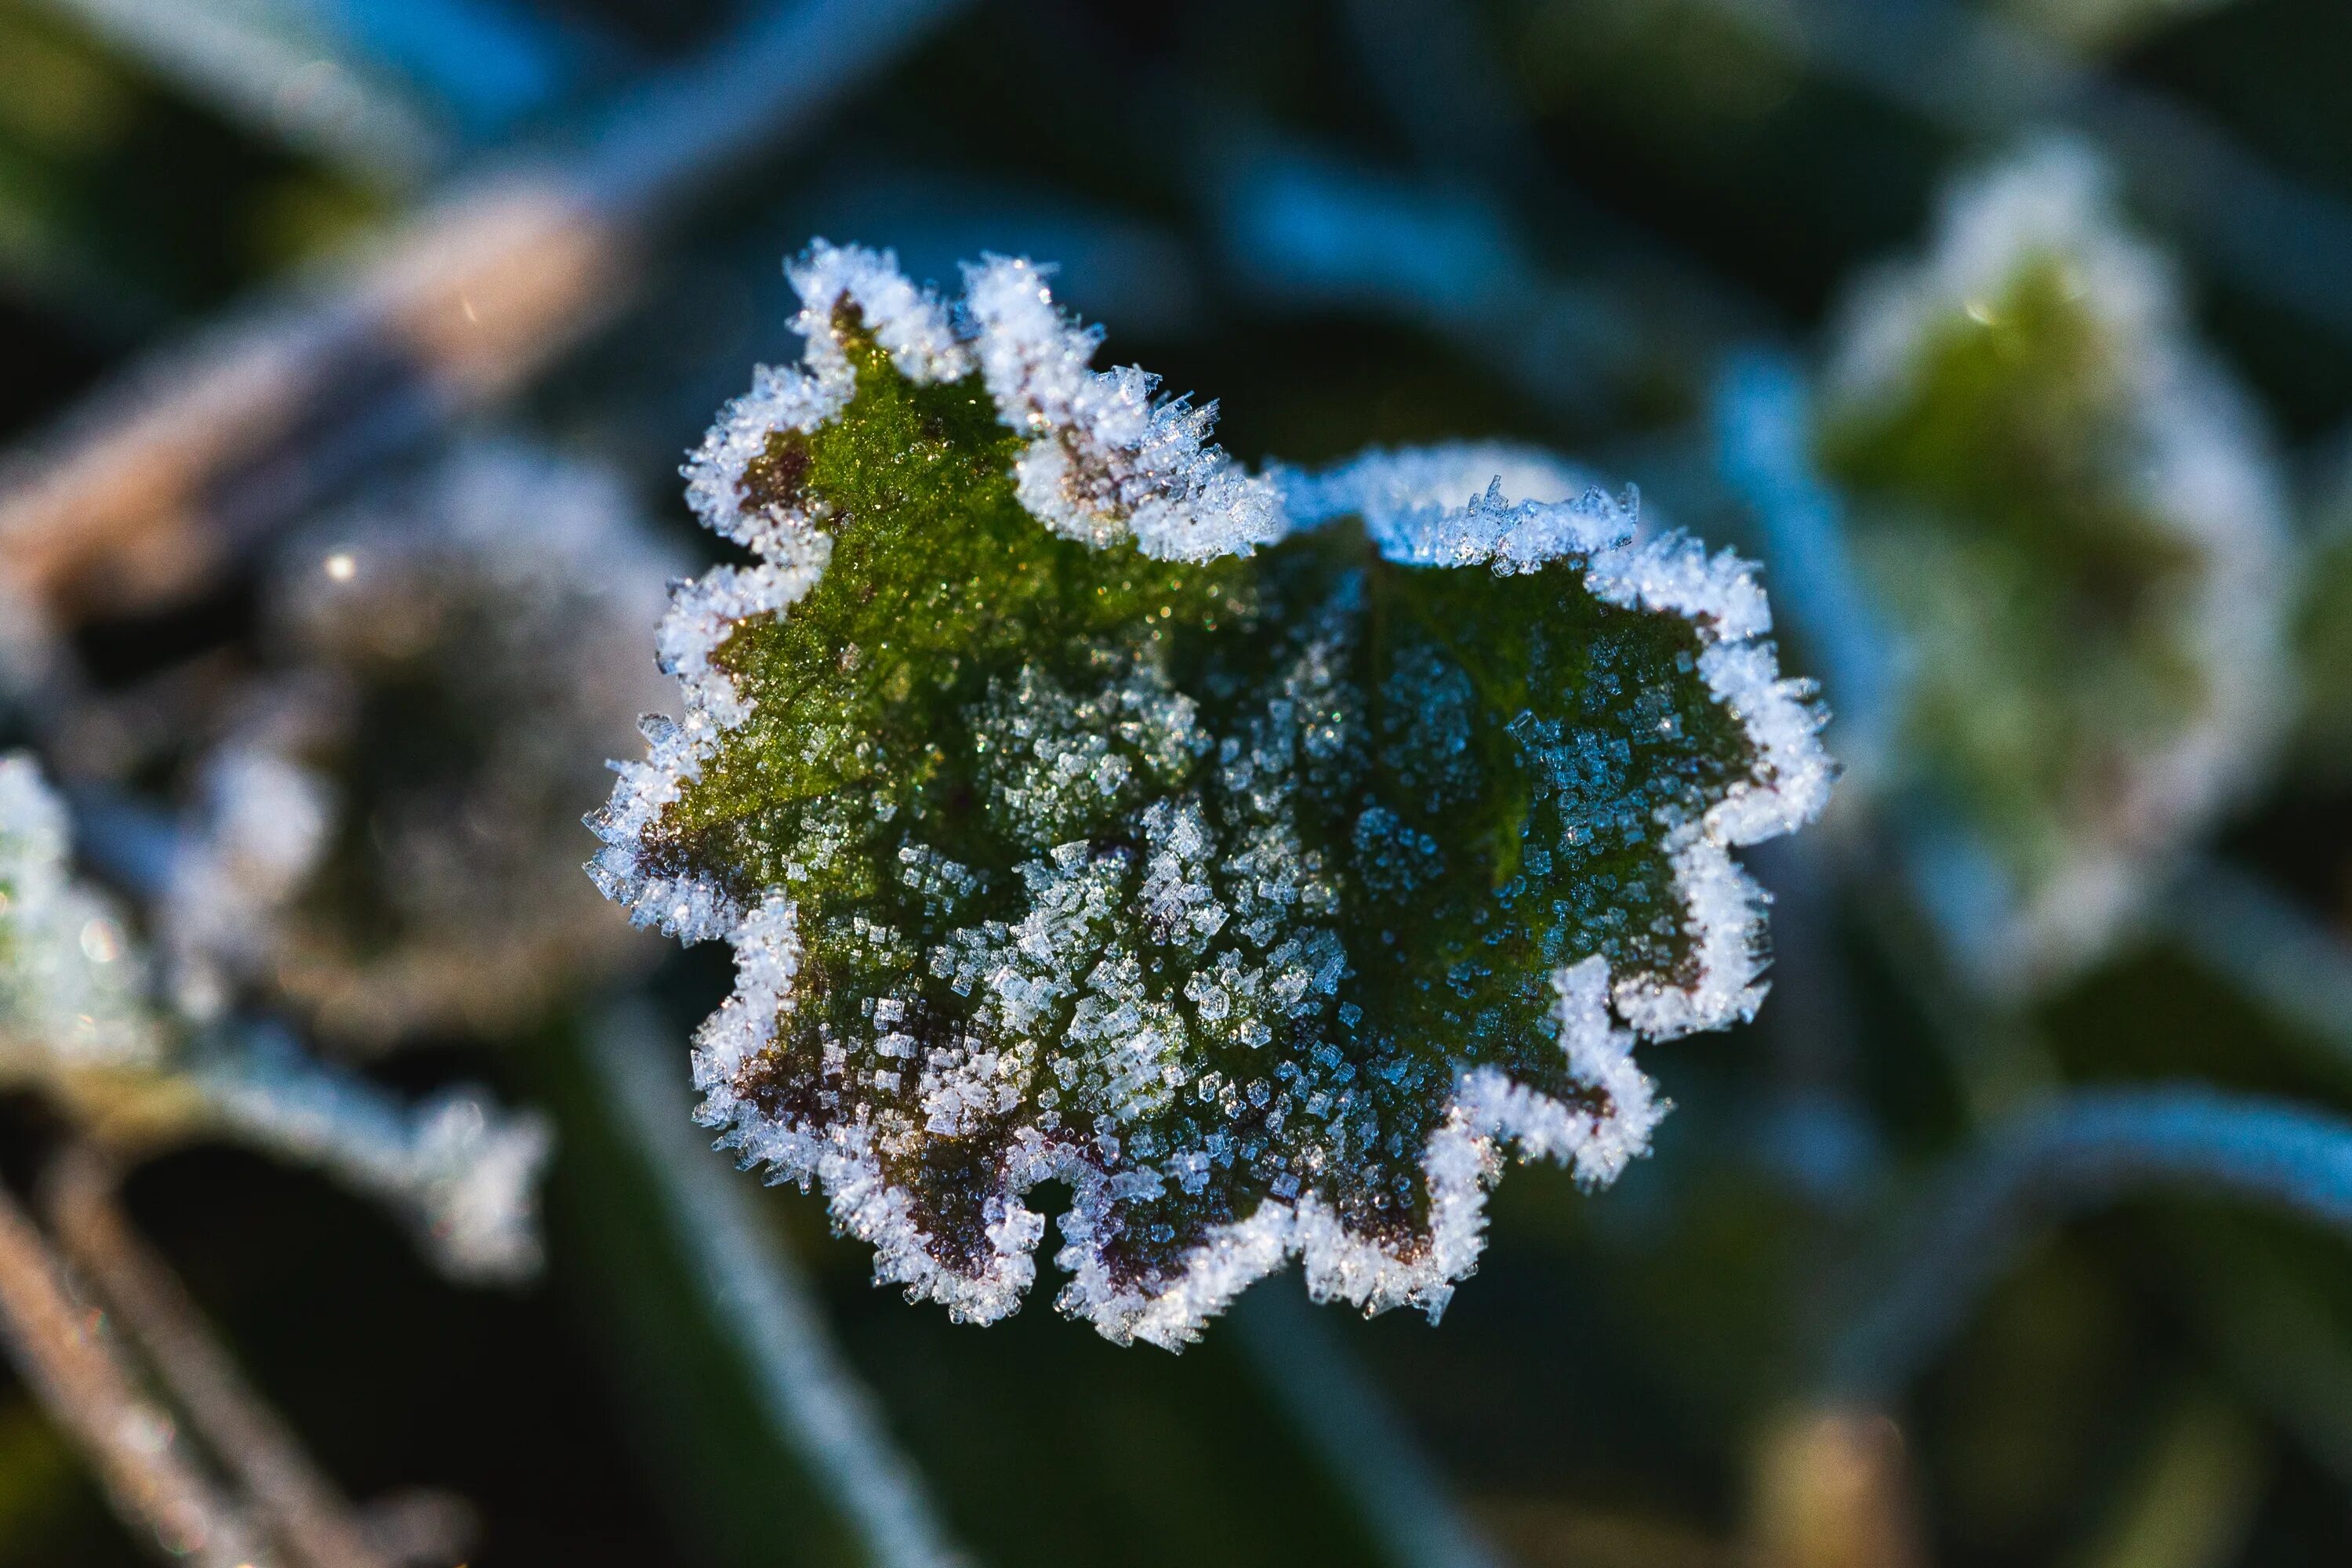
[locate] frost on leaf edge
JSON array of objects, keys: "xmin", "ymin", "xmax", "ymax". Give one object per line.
[
  {"xmin": 585, "ymin": 249, "xmax": 1835, "ymax": 1346},
  {"xmin": 1283, "ymin": 447, "xmax": 1835, "ymax": 1040},
  {"xmin": 588, "ymin": 241, "xmax": 1291, "ymax": 946}
]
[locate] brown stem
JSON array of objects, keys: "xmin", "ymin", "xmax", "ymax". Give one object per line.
[
  {"xmin": 45, "ymin": 1147, "xmax": 394, "ymax": 1568},
  {"xmin": 1748, "ymin": 1406, "xmax": 1926, "ymax": 1568},
  {"xmin": 0, "ymin": 1167, "xmax": 268, "ymax": 1568},
  {"xmin": 0, "ymin": 0, "xmax": 969, "ymax": 624}
]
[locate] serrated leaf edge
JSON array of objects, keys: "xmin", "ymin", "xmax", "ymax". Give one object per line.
[{"xmin": 586, "ymin": 251, "xmax": 1835, "ymax": 1345}]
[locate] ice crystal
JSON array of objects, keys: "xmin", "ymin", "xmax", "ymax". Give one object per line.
[
  {"xmin": 1817, "ymin": 140, "xmax": 2288, "ymax": 989},
  {"xmin": 590, "ymin": 245, "xmax": 1831, "ymax": 1346},
  {"xmin": 166, "ymin": 440, "xmax": 678, "ymax": 1045},
  {"xmin": 1276, "ymin": 441, "xmax": 1599, "ymax": 548}
]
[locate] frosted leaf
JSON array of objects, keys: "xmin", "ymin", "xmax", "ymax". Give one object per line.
[
  {"xmin": 1819, "ymin": 140, "xmax": 2290, "ymax": 989},
  {"xmin": 680, "ymin": 241, "xmax": 1285, "ymax": 569},
  {"xmin": 166, "ymin": 438, "xmax": 680, "ymax": 1046},
  {"xmin": 1, "ymin": 750, "xmax": 553, "ymax": 1280},
  {"xmin": 0, "ymin": 753, "xmax": 165, "ymax": 1078},
  {"xmin": 590, "ymin": 248, "xmax": 1831, "ymax": 1346}
]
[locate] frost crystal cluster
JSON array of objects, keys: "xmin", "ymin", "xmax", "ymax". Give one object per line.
[
  {"xmin": 168, "ymin": 440, "xmax": 677, "ymax": 1045},
  {"xmin": 1818, "ymin": 141, "xmax": 2288, "ymax": 987},
  {"xmin": 590, "ymin": 244, "xmax": 1832, "ymax": 1346}
]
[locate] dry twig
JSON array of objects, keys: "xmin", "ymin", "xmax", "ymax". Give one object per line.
[
  {"xmin": 45, "ymin": 1145, "xmax": 392, "ymax": 1568},
  {"xmin": 0, "ymin": 0, "xmax": 971, "ymax": 622},
  {"xmin": 0, "ymin": 1167, "xmax": 270, "ymax": 1567}
]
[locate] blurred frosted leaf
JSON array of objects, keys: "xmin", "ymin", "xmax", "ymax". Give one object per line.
[
  {"xmin": 160, "ymin": 742, "xmax": 335, "ymax": 1023},
  {"xmin": 0, "ymin": 752, "xmax": 165, "ymax": 1080},
  {"xmin": 2, "ymin": 750, "xmax": 550, "ymax": 1278},
  {"xmin": 163, "ymin": 438, "xmax": 681, "ymax": 1047},
  {"xmin": 194, "ymin": 1022, "xmax": 554, "ymax": 1282},
  {"xmin": 1817, "ymin": 140, "xmax": 2291, "ymax": 989},
  {"xmin": 589, "ymin": 245, "xmax": 1831, "ymax": 1346},
  {"xmin": 0, "ymin": 572, "xmax": 67, "ymax": 725}
]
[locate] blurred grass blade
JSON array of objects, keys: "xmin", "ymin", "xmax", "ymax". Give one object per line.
[
  {"xmin": 30, "ymin": 0, "xmax": 450, "ymax": 183},
  {"xmin": 1830, "ymin": 1087, "xmax": 2352, "ymax": 1401},
  {"xmin": 585, "ymin": 1000, "xmax": 968, "ymax": 1568},
  {"xmin": 1711, "ymin": 349, "xmax": 1903, "ymax": 777},
  {"xmin": 1230, "ymin": 1283, "xmax": 1502, "ymax": 1568},
  {"xmin": 2162, "ymin": 860, "xmax": 2352, "ymax": 1076}
]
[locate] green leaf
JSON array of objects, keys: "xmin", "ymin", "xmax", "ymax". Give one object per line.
[
  {"xmin": 590, "ymin": 245, "xmax": 1830, "ymax": 1346},
  {"xmin": 1817, "ymin": 142, "xmax": 2290, "ymax": 987}
]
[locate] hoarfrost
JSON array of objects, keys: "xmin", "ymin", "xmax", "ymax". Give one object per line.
[
  {"xmin": 591, "ymin": 246, "xmax": 1832, "ymax": 1346},
  {"xmin": 963, "ymin": 253, "xmax": 1289, "ymax": 561},
  {"xmin": 680, "ymin": 241, "xmax": 1285, "ymax": 571},
  {"xmin": 1277, "ymin": 441, "xmax": 1596, "ymax": 538}
]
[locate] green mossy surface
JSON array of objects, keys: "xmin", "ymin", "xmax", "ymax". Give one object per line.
[
  {"xmin": 641, "ymin": 319, "xmax": 1755, "ymax": 1295},
  {"xmin": 646, "ymin": 312, "xmax": 1247, "ymax": 909},
  {"xmin": 1820, "ymin": 257, "xmax": 2205, "ymax": 882}
]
